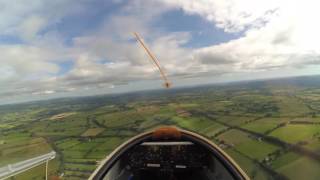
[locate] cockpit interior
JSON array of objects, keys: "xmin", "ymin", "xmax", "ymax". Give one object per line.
[{"xmin": 90, "ymin": 127, "xmax": 249, "ymax": 180}]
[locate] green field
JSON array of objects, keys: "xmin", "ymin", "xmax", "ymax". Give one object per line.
[
  {"xmin": 277, "ymin": 157, "xmax": 320, "ymax": 180},
  {"xmin": 81, "ymin": 128, "xmax": 105, "ymax": 137},
  {"xmin": 270, "ymin": 124, "xmax": 320, "ymax": 143},
  {"xmin": 2, "ymin": 76, "xmax": 320, "ymax": 179}
]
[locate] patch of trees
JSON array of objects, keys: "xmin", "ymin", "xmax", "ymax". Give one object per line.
[{"xmin": 230, "ymin": 100, "xmax": 279, "ymax": 114}]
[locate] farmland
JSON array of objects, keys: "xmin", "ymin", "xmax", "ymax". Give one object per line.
[{"xmin": 2, "ymin": 75, "xmax": 320, "ymax": 179}]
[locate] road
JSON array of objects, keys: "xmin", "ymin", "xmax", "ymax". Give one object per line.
[{"xmin": 0, "ymin": 151, "xmax": 56, "ymax": 180}]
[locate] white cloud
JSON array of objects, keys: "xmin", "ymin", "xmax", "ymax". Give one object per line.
[
  {"xmin": 0, "ymin": 0, "xmax": 76, "ymax": 39},
  {"xmin": 2, "ymin": 0, "xmax": 320, "ymax": 103},
  {"xmin": 18, "ymin": 16, "xmax": 47, "ymax": 41},
  {"xmin": 0, "ymin": 45, "xmax": 60, "ymax": 77},
  {"xmin": 161, "ymin": 0, "xmax": 320, "ymax": 72},
  {"xmin": 161, "ymin": 0, "xmax": 280, "ymax": 32}
]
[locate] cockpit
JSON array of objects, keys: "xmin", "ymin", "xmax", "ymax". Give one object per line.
[{"xmin": 89, "ymin": 127, "xmax": 249, "ymax": 180}]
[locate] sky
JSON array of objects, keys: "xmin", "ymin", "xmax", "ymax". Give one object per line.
[{"xmin": 1, "ymin": 0, "xmax": 320, "ymax": 104}]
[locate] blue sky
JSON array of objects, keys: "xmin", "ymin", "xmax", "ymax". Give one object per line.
[
  {"xmin": 152, "ymin": 9, "xmax": 242, "ymax": 48},
  {"xmin": 0, "ymin": 0, "xmax": 320, "ymax": 104}
]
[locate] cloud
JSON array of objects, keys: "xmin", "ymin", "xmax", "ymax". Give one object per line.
[
  {"xmin": 160, "ymin": 0, "xmax": 280, "ymax": 33},
  {"xmin": 67, "ymin": 32, "xmax": 193, "ymax": 86},
  {"xmin": 18, "ymin": 16, "xmax": 47, "ymax": 41},
  {"xmin": 0, "ymin": 0, "xmax": 72, "ymax": 40},
  {"xmin": 2, "ymin": 0, "xmax": 320, "ymax": 104},
  {"xmin": 161, "ymin": 0, "xmax": 320, "ymax": 71},
  {"xmin": 194, "ymin": 48, "xmax": 236, "ymax": 65},
  {"xmin": 0, "ymin": 45, "xmax": 60, "ymax": 77},
  {"xmin": 0, "ymin": 0, "xmax": 181, "ymax": 102}
]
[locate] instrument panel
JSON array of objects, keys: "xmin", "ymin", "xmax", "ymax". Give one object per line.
[{"xmin": 124, "ymin": 141, "xmax": 210, "ymax": 171}]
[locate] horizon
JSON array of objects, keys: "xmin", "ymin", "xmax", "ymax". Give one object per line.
[
  {"xmin": 1, "ymin": 0, "xmax": 320, "ymax": 104},
  {"xmin": 2, "ymin": 73, "xmax": 320, "ymax": 106}
]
